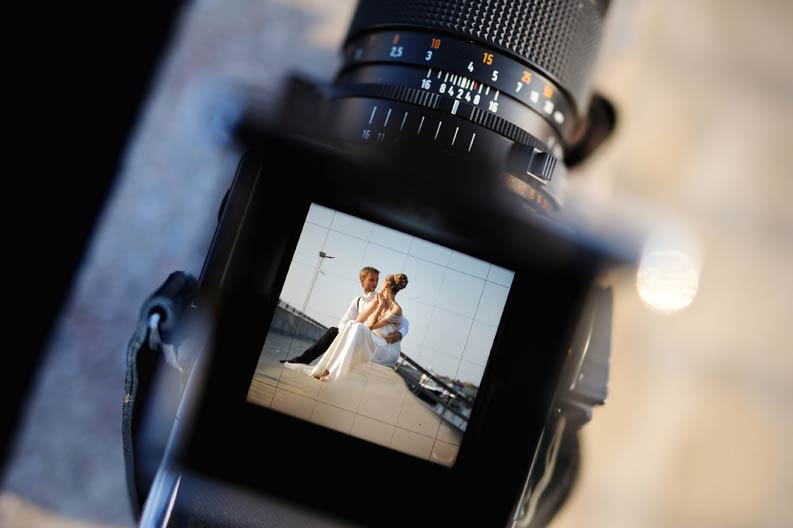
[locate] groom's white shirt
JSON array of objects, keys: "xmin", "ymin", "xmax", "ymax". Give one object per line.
[{"xmin": 338, "ymin": 290, "xmax": 410, "ymax": 336}]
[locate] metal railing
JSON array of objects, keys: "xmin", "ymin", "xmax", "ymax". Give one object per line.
[
  {"xmin": 393, "ymin": 353, "xmax": 477, "ymax": 432},
  {"xmin": 277, "ymin": 299, "xmax": 328, "ymax": 330}
]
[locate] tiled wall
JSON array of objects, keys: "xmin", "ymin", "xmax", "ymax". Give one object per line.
[{"xmin": 279, "ymin": 204, "xmax": 514, "ymax": 386}]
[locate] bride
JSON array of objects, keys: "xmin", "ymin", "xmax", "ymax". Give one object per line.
[{"xmin": 286, "ymin": 273, "xmax": 408, "ymax": 382}]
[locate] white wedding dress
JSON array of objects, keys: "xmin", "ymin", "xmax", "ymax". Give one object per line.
[{"xmin": 285, "ymin": 308, "xmax": 403, "ymax": 382}]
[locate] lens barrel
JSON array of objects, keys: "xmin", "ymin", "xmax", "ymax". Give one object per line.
[
  {"xmin": 345, "ymin": 0, "xmax": 609, "ymax": 113},
  {"xmin": 320, "ymin": 0, "xmax": 610, "ymax": 206}
]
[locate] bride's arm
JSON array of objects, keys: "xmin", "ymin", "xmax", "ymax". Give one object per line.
[
  {"xmin": 356, "ymin": 295, "xmax": 383, "ymax": 324},
  {"xmin": 369, "ymin": 305, "xmax": 402, "ymax": 331},
  {"xmin": 366, "ymin": 305, "xmax": 389, "ymax": 329}
]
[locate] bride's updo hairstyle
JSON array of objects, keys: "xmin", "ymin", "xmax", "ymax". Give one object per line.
[{"xmin": 386, "ymin": 273, "xmax": 409, "ymax": 294}]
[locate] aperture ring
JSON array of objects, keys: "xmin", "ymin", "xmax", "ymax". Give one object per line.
[{"xmin": 333, "ymin": 83, "xmax": 552, "ymax": 152}]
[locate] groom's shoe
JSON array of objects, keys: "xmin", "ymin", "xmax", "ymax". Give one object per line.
[{"xmin": 280, "ymin": 357, "xmax": 306, "ymax": 364}]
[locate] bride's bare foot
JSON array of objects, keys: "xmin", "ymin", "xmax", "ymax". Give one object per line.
[{"xmin": 314, "ymin": 369, "xmax": 330, "ymax": 381}]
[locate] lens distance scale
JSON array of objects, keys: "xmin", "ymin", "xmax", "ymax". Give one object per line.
[{"xmin": 342, "ymin": 30, "xmax": 577, "ymax": 142}]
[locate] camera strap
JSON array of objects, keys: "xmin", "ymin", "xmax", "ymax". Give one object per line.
[{"xmin": 122, "ymin": 271, "xmax": 198, "ymax": 517}]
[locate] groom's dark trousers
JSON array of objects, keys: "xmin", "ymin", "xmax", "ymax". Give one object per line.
[{"xmin": 280, "ymin": 326, "xmax": 339, "ymax": 364}]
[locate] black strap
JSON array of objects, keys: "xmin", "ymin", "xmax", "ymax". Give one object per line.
[{"xmin": 122, "ymin": 271, "xmax": 198, "ymax": 517}]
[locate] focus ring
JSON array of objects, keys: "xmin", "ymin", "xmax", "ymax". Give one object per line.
[{"xmin": 346, "ymin": 0, "xmax": 607, "ymax": 106}]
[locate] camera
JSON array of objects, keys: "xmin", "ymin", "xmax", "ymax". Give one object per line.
[{"xmin": 125, "ymin": 1, "xmax": 630, "ymax": 526}]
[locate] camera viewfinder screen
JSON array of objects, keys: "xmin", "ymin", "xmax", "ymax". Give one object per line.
[{"xmin": 247, "ymin": 204, "xmax": 514, "ymax": 467}]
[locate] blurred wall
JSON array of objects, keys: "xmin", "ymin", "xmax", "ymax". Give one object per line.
[
  {"xmin": 2, "ymin": 1, "xmax": 791, "ymax": 527},
  {"xmin": 554, "ymin": 1, "xmax": 793, "ymax": 526}
]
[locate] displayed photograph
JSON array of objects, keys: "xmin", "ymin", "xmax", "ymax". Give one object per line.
[{"xmin": 247, "ymin": 203, "xmax": 514, "ymax": 467}]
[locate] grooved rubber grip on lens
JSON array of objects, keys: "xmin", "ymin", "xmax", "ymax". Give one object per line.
[{"xmin": 345, "ymin": 0, "xmax": 608, "ymax": 108}]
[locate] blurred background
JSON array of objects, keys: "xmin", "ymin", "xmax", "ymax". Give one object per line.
[{"xmin": 3, "ymin": 0, "xmax": 792, "ymax": 526}]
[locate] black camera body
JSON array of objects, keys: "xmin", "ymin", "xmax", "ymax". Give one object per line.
[{"xmin": 127, "ymin": 1, "xmax": 626, "ymax": 526}]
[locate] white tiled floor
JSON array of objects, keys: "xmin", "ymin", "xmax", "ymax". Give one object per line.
[
  {"xmin": 350, "ymin": 414, "xmax": 396, "ymax": 448},
  {"xmin": 396, "ymin": 391, "xmax": 442, "ymax": 438},
  {"xmin": 389, "ymin": 427, "xmax": 435, "ymax": 460},
  {"xmin": 356, "ymin": 375, "xmax": 407, "ymax": 425},
  {"xmin": 271, "ymin": 389, "xmax": 316, "ymax": 421},
  {"xmin": 247, "ymin": 334, "xmax": 463, "ymax": 467},
  {"xmin": 316, "ymin": 367, "xmax": 368, "ymax": 412},
  {"xmin": 310, "ymin": 401, "xmax": 356, "ymax": 434},
  {"xmin": 430, "ymin": 439, "xmax": 459, "ymax": 466}
]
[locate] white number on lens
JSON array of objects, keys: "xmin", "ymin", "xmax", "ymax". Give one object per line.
[
  {"xmin": 425, "ymin": 50, "xmax": 432, "ymax": 61},
  {"xmin": 467, "ymin": 61, "xmax": 474, "ymax": 72},
  {"xmin": 439, "ymin": 83, "xmax": 447, "ymax": 94},
  {"xmin": 473, "ymin": 94, "xmax": 480, "ymax": 105},
  {"xmin": 491, "ymin": 70, "xmax": 499, "ymax": 82},
  {"xmin": 516, "ymin": 82, "xmax": 523, "ymax": 92},
  {"xmin": 421, "ymin": 78, "xmax": 432, "ymax": 89},
  {"xmin": 389, "ymin": 46, "xmax": 403, "ymax": 58},
  {"xmin": 488, "ymin": 101, "xmax": 499, "ymax": 112},
  {"xmin": 457, "ymin": 88, "xmax": 464, "ymax": 99}
]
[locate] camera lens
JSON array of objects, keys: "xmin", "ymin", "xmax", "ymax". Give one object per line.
[{"xmin": 329, "ymin": 0, "xmax": 608, "ymax": 172}]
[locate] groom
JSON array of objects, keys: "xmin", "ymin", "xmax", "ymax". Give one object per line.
[{"xmin": 280, "ymin": 266, "xmax": 408, "ymax": 364}]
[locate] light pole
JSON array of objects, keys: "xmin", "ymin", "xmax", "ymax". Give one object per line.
[{"xmin": 302, "ymin": 251, "xmax": 334, "ymax": 312}]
